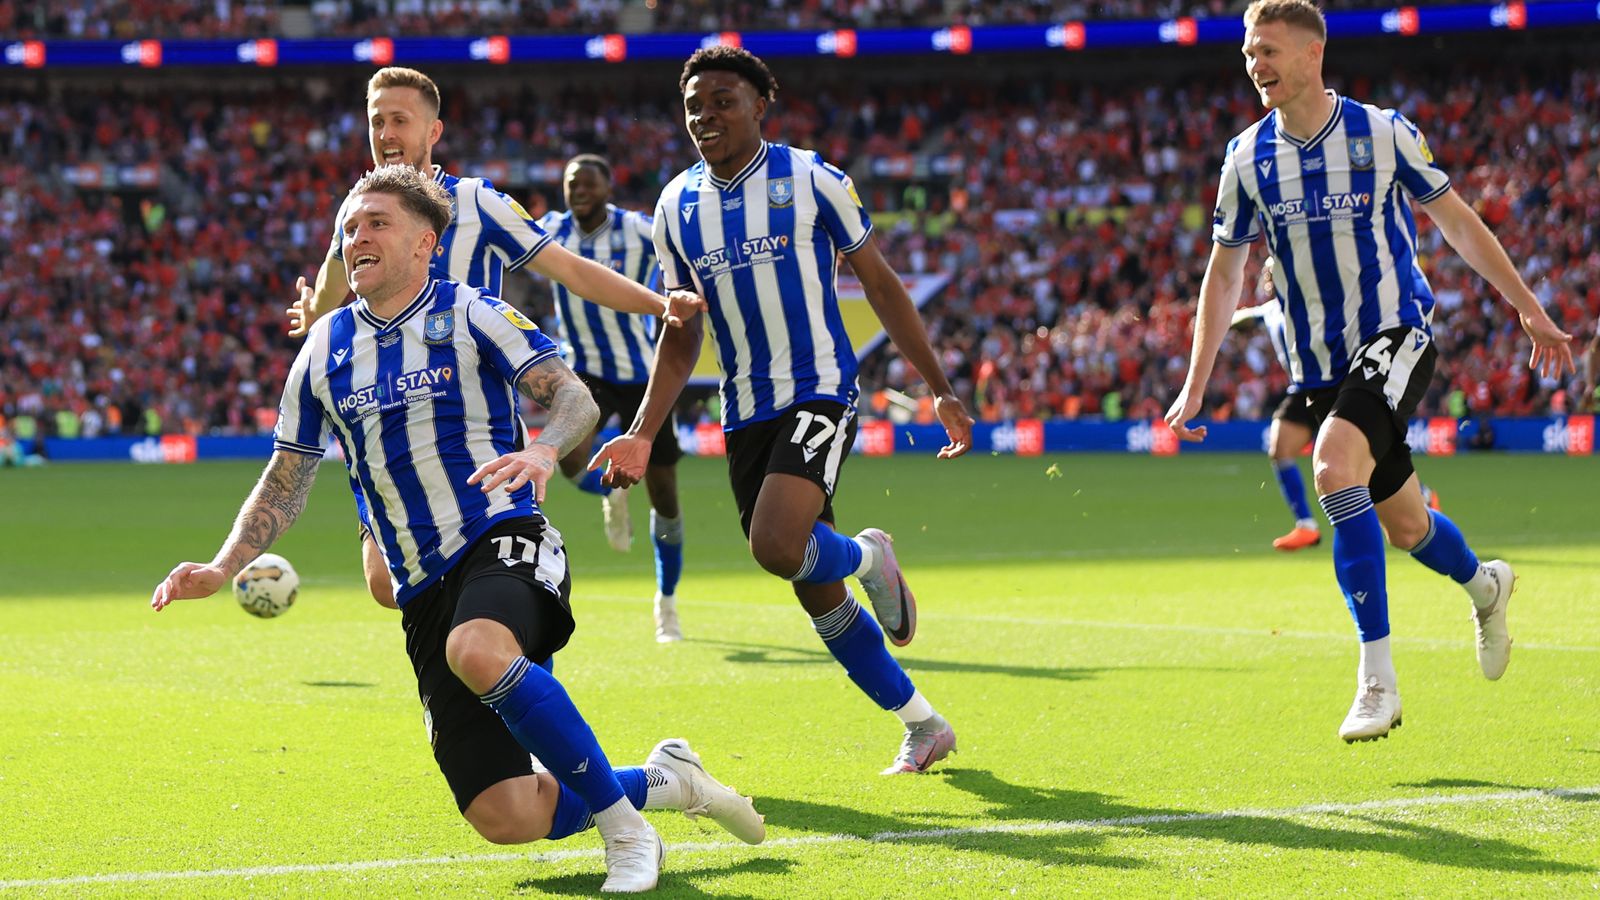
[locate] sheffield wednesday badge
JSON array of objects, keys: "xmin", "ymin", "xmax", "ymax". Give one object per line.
[
  {"xmin": 1347, "ymin": 137, "xmax": 1374, "ymax": 170},
  {"xmin": 767, "ymin": 177, "xmax": 794, "ymax": 208},
  {"xmin": 424, "ymin": 310, "xmax": 455, "ymax": 344}
]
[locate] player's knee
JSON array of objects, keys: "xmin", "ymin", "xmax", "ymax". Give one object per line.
[
  {"xmin": 1385, "ymin": 511, "xmax": 1431, "ymax": 550},
  {"xmin": 748, "ymin": 529, "xmax": 804, "ymax": 579},
  {"xmin": 1312, "ymin": 455, "xmax": 1360, "ymax": 496},
  {"xmin": 445, "ymin": 621, "xmax": 519, "ymax": 696}
]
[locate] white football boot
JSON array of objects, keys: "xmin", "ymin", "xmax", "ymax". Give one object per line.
[
  {"xmin": 646, "ymin": 739, "xmax": 765, "ymax": 844},
  {"xmin": 1471, "ymin": 559, "xmax": 1515, "ymax": 681},
  {"xmin": 599, "ymin": 824, "xmax": 663, "ymax": 893},
  {"xmin": 602, "ymin": 486, "xmax": 633, "ymax": 553},
  {"xmin": 654, "ymin": 592, "xmax": 683, "ymax": 643},
  {"xmin": 1339, "ymin": 675, "xmax": 1402, "ymax": 743}
]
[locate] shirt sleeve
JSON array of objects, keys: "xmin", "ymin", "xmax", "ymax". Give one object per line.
[
  {"xmin": 272, "ymin": 343, "xmax": 330, "ymax": 456},
  {"xmin": 652, "ymin": 198, "xmax": 693, "ymax": 291},
  {"xmin": 628, "ymin": 211, "xmax": 662, "ymax": 292},
  {"xmin": 1211, "ymin": 136, "xmax": 1262, "ymax": 247},
  {"xmin": 810, "ymin": 153, "xmax": 874, "ymax": 254},
  {"xmin": 329, "ymin": 192, "xmax": 351, "ymax": 262},
  {"xmin": 467, "ymin": 292, "xmax": 562, "ymax": 386},
  {"xmin": 1389, "ymin": 110, "xmax": 1451, "ymax": 203},
  {"xmin": 476, "ymin": 182, "xmax": 553, "ymax": 271}
]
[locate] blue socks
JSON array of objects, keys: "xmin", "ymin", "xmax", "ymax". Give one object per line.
[
  {"xmin": 812, "ymin": 591, "xmax": 914, "ymax": 710},
  {"xmin": 573, "ymin": 467, "xmax": 612, "ymax": 496},
  {"xmin": 652, "ymin": 510, "xmax": 684, "ymax": 597},
  {"xmin": 1409, "ymin": 510, "xmax": 1480, "ymax": 583},
  {"xmin": 1274, "ymin": 459, "xmax": 1314, "ymax": 524},
  {"xmin": 545, "ymin": 766, "xmax": 652, "ymax": 840},
  {"xmin": 1319, "ymin": 486, "xmax": 1390, "ymax": 642},
  {"xmin": 480, "ymin": 657, "xmax": 625, "ymax": 818},
  {"xmin": 790, "ymin": 522, "xmax": 864, "ymax": 584}
]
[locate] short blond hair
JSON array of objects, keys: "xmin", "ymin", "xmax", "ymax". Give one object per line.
[
  {"xmin": 348, "ymin": 164, "xmax": 452, "ymax": 237},
  {"xmin": 366, "ymin": 66, "xmax": 441, "ymax": 117},
  {"xmin": 1244, "ymin": 0, "xmax": 1327, "ymax": 41}
]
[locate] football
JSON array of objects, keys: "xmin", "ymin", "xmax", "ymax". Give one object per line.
[{"xmin": 232, "ymin": 553, "xmax": 299, "ymax": 619}]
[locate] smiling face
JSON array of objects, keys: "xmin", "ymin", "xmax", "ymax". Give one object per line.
[
  {"xmin": 1241, "ymin": 20, "xmax": 1323, "ymax": 111},
  {"xmin": 563, "ymin": 161, "xmax": 610, "ymax": 223},
  {"xmin": 367, "ymin": 86, "xmax": 443, "ymax": 170},
  {"xmin": 341, "ymin": 190, "xmax": 436, "ymax": 301},
  {"xmin": 682, "ymin": 70, "xmax": 766, "ymax": 173}
]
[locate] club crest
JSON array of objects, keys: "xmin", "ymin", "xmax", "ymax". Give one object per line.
[
  {"xmin": 767, "ymin": 177, "xmax": 794, "ymax": 208},
  {"xmin": 1347, "ymin": 137, "xmax": 1374, "ymax": 170},
  {"xmin": 424, "ymin": 310, "xmax": 455, "ymax": 344}
]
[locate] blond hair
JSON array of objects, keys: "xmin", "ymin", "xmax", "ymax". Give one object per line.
[
  {"xmin": 1244, "ymin": 0, "xmax": 1327, "ymax": 41},
  {"xmin": 348, "ymin": 164, "xmax": 452, "ymax": 237},
  {"xmin": 366, "ymin": 66, "xmax": 441, "ymax": 117}
]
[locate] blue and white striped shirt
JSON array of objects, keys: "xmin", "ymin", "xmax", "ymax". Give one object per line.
[
  {"xmin": 332, "ymin": 165, "xmax": 552, "ymax": 298},
  {"xmin": 1213, "ymin": 92, "xmax": 1451, "ymax": 389},
  {"xmin": 654, "ymin": 142, "xmax": 871, "ymax": 430},
  {"xmin": 537, "ymin": 204, "xmax": 660, "ymax": 385},
  {"xmin": 274, "ymin": 278, "xmax": 561, "ymax": 607}
]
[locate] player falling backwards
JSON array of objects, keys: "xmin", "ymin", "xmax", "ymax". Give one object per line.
[
  {"xmin": 590, "ymin": 47, "xmax": 976, "ymax": 774},
  {"xmin": 1169, "ymin": 0, "xmax": 1575, "ymax": 743},
  {"xmin": 1233, "ymin": 257, "xmax": 1438, "ymax": 552},
  {"xmin": 287, "ymin": 67, "xmax": 702, "ymax": 620},
  {"xmin": 155, "ymin": 166, "xmax": 762, "ymax": 893},
  {"xmin": 538, "ymin": 154, "xmax": 691, "ymax": 642}
]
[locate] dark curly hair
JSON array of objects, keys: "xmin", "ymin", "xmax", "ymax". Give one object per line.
[
  {"xmin": 679, "ymin": 46, "xmax": 779, "ymax": 102},
  {"xmin": 566, "ymin": 153, "xmax": 612, "ymax": 182}
]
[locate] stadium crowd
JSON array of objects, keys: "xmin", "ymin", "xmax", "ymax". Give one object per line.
[
  {"xmin": 1, "ymin": 58, "xmax": 1596, "ymax": 447},
  {"xmin": 4, "ymin": 0, "xmax": 1528, "ymax": 39}
]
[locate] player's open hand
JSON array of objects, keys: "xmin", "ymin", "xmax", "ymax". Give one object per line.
[
  {"xmin": 468, "ymin": 443, "xmax": 559, "ymax": 502},
  {"xmin": 286, "ymin": 276, "xmax": 316, "ymax": 338},
  {"xmin": 1164, "ymin": 386, "xmax": 1208, "ymax": 442},
  {"xmin": 151, "ymin": 562, "xmax": 226, "ymax": 611},
  {"xmin": 1519, "ymin": 310, "xmax": 1575, "ymax": 380},
  {"xmin": 933, "ymin": 393, "xmax": 974, "ymax": 459},
  {"xmin": 662, "ymin": 290, "xmax": 707, "ymax": 328},
  {"xmin": 588, "ymin": 434, "xmax": 651, "ymax": 488}
]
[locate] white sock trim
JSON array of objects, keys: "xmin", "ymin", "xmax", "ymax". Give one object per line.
[
  {"xmin": 642, "ymin": 765, "xmax": 685, "ymax": 811},
  {"xmin": 893, "ymin": 690, "xmax": 935, "ymax": 725},
  {"xmin": 1358, "ymin": 636, "xmax": 1397, "ymax": 688},
  {"xmin": 592, "ymin": 796, "xmax": 648, "ymax": 836},
  {"xmin": 851, "ymin": 536, "xmax": 876, "ymax": 580},
  {"xmin": 1465, "ymin": 565, "xmax": 1496, "ymax": 608}
]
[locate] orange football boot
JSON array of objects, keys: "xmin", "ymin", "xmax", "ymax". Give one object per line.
[{"xmin": 1273, "ymin": 526, "xmax": 1322, "ymax": 551}]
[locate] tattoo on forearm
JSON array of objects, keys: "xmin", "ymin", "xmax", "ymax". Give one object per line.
[
  {"xmin": 519, "ymin": 360, "xmax": 599, "ymax": 456},
  {"xmin": 215, "ymin": 452, "xmax": 320, "ymax": 574}
]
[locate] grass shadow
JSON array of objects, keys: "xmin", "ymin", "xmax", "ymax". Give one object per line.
[
  {"xmin": 1392, "ymin": 778, "xmax": 1538, "ymax": 791},
  {"xmin": 301, "ymin": 680, "xmax": 377, "ymax": 688},
  {"xmin": 689, "ymin": 638, "xmax": 1240, "ymax": 683},
  {"xmin": 513, "ymin": 855, "xmax": 795, "ymax": 898}
]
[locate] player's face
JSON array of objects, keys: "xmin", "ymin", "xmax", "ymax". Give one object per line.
[
  {"xmin": 367, "ymin": 87, "xmax": 443, "ymax": 170},
  {"xmin": 341, "ymin": 191, "xmax": 435, "ymax": 299},
  {"xmin": 682, "ymin": 71, "xmax": 766, "ymax": 169},
  {"xmin": 563, "ymin": 163, "xmax": 610, "ymax": 221},
  {"xmin": 1242, "ymin": 22, "xmax": 1321, "ymax": 110}
]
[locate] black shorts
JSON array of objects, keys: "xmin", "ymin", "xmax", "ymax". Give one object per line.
[
  {"xmin": 724, "ymin": 399, "xmax": 858, "ymax": 536},
  {"xmin": 1273, "ymin": 391, "xmax": 1316, "ymax": 429},
  {"xmin": 577, "ymin": 372, "xmax": 682, "ymax": 468},
  {"xmin": 399, "ymin": 515, "xmax": 574, "ymax": 812},
  {"xmin": 1303, "ymin": 326, "xmax": 1438, "ymax": 504}
]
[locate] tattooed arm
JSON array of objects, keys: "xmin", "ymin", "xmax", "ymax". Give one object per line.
[
  {"xmin": 151, "ymin": 451, "xmax": 322, "ymax": 610},
  {"xmin": 467, "ymin": 357, "xmax": 599, "ymax": 502}
]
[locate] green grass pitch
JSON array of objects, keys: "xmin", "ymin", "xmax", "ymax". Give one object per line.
[{"xmin": 2, "ymin": 453, "xmax": 1598, "ymax": 897}]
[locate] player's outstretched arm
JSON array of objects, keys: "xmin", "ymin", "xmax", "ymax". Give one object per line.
[
  {"xmin": 150, "ymin": 451, "xmax": 323, "ymax": 610},
  {"xmin": 846, "ymin": 236, "xmax": 973, "ymax": 458},
  {"xmin": 529, "ymin": 245, "xmax": 705, "ymax": 327},
  {"xmin": 287, "ymin": 248, "xmax": 351, "ymax": 338},
  {"xmin": 1422, "ymin": 189, "xmax": 1574, "ymax": 379},
  {"xmin": 590, "ymin": 314, "xmax": 704, "ymax": 488},
  {"xmin": 1165, "ymin": 242, "xmax": 1251, "ymax": 442},
  {"xmin": 469, "ymin": 358, "xmax": 599, "ymax": 503}
]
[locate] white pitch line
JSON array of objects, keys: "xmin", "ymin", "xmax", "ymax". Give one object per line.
[
  {"xmin": 5, "ymin": 786, "xmax": 1596, "ymax": 890},
  {"xmin": 574, "ymin": 593, "xmax": 1600, "ymax": 654}
]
